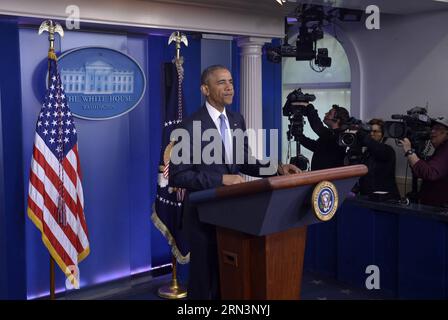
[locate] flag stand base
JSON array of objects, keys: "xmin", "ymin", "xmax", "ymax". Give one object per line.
[
  {"xmin": 157, "ymin": 257, "xmax": 187, "ymax": 299},
  {"xmin": 158, "ymin": 279, "xmax": 187, "ymax": 299}
]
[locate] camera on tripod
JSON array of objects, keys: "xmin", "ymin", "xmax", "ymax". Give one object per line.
[
  {"xmin": 283, "ymin": 88, "xmax": 316, "ymax": 117},
  {"xmin": 383, "ymin": 107, "xmax": 432, "ymax": 157},
  {"xmin": 283, "ymin": 88, "xmax": 316, "ymax": 139},
  {"xmin": 282, "ymin": 88, "xmax": 316, "ymax": 171}
]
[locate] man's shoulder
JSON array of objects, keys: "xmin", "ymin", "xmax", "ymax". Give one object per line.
[
  {"xmin": 179, "ymin": 106, "xmax": 207, "ymax": 127},
  {"xmin": 226, "ymin": 108, "xmax": 243, "ymax": 118},
  {"xmin": 382, "ymin": 142, "xmax": 397, "ymax": 157},
  {"xmin": 180, "ymin": 106, "xmax": 244, "ymax": 127},
  {"xmin": 226, "ymin": 108, "xmax": 245, "ymax": 124},
  {"xmin": 432, "ymin": 140, "xmax": 448, "ymax": 160}
]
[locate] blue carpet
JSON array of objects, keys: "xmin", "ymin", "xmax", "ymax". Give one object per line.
[{"xmin": 102, "ymin": 271, "xmax": 389, "ymax": 300}]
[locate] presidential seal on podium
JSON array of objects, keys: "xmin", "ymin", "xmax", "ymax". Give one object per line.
[{"xmin": 312, "ymin": 180, "xmax": 339, "ymax": 221}]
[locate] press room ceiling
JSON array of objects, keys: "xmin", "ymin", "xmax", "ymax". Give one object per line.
[{"xmin": 149, "ymin": 0, "xmax": 448, "ymax": 16}]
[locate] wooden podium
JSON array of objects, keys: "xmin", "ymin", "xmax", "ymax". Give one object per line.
[{"xmin": 189, "ymin": 165, "xmax": 367, "ymax": 300}]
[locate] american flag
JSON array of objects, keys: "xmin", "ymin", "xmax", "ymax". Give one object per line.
[{"xmin": 27, "ymin": 56, "xmax": 89, "ymax": 287}]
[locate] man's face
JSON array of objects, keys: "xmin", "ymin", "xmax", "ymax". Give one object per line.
[
  {"xmin": 324, "ymin": 108, "xmax": 339, "ymax": 128},
  {"xmin": 370, "ymin": 124, "xmax": 383, "ymax": 142},
  {"xmin": 201, "ymin": 68, "xmax": 234, "ymax": 111},
  {"xmin": 430, "ymin": 124, "xmax": 448, "ymax": 148}
]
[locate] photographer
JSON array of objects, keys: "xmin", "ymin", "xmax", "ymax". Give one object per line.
[
  {"xmin": 298, "ymin": 104, "xmax": 350, "ymax": 170},
  {"xmin": 354, "ymin": 119, "xmax": 400, "ymax": 199},
  {"xmin": 400, "ymin": 117, "xmax": 448, "ymax": 207}
]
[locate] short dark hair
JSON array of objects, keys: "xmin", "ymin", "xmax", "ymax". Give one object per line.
[
  {"xmin": 200, "ymin": 65, "xmax": 229, "ymax": 85},
  {"xmin": 331, "ymin": 104, "xmax": 350, "ymax": 125},
  {"xmin": 368, "ymin": 118, "xmax": 385, "ymax": 133}
]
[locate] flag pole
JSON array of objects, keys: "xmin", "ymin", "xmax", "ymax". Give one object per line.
[
  {"xmin": 49, "ymin": 258, "xmax": 55, "ymax": 299},
  {"xmin": 158, "ymin": 256, "xmax": 187, "ymax": 299},
  {"xmin": 156, "ymin": 31, "xmax": 189, "ymax": 300},
  {"xmin": 38, "ymin": 19, "xmax": 64, "ymax": 300}
]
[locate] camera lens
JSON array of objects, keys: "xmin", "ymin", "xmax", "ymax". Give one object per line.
[{"xmin": 341, "ymin": 133, "xmax": 355, "ymax": 147}]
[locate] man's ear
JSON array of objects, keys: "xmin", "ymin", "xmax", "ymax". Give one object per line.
[
  {"xmin": 200, "ymin": 84, "xmax": 209, "ymax": 97},
  {"xmin": 334, "ymin": 119, "xmax": 341, "ymax": 128}
]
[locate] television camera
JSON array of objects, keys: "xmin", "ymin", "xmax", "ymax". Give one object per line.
[
  {"xmin": 384, "ymin": 107, "xmax": 432, "ymax": 202},
  {"xmin": 383, "ymin": 107, "xmax": 432, "ymax": 158},
  {"xmin": 337, "ymin": 117, "xmax": 371, "ymax": 165},
  {"xmin": 338, "ymin": 117, "xmax": 371, "ymax": 148}
]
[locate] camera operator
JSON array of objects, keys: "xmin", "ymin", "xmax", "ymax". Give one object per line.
[
  {"xmin": 354, "ymin": 119, "xmax": 400, "ymax": 199},
  {"xmin": 298, "ymin": 104, "xmax": 350, "ymax": 170},
  {"xmin": 400, "ymin": 117, "xmax": 448, "ymax": 207}
]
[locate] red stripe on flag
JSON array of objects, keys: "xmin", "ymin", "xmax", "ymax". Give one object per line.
[
  {"xmin": 28, "ymin": 196, "xmax": 76, "ymax": 268},
  {"xmin": 77, "ymin": 194, "xmax": 88, "ymax": 239},
  {"xmin": 33, "ymin": 147, "xmax": 80, "ymax": 218},
  {"xmin": 62, "ymin": 156, "xmax": 78, "ymax": 187},
  {"xmin": 29, "ymin": 170, "xmax": 84, "ymax": 252},
  {"xmin": 32, "ymin": 147, "xmax": 89, "ymax": 239}
]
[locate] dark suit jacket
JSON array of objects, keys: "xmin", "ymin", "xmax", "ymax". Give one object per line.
[{"xmin": 169, "ymin": 105, "xmax": 270, "ymax": 191}]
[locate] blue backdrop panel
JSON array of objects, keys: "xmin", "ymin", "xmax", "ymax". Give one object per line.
[
  {"xmin": 200, "ymin": 38, "xmax": 232, "ymax": 110},
  {"xmin": 127, "ymin": 35, "xmax": 152, "ymax": 274},
  {"xmin": 0, "ymin": 83, "xmax": 4, "ymax": 299},
  {"xmin": 177, "ymin": 37, "xmax": 202, "ymax": 118},
  {"xmin": 262, "ymin": 39, "xmax": 282, "ymax": 159},
  {"xmin": 398, "ymin": 214, "xmax": 447, "ymax": 299},
  {"xmin": 19, "ymin": 28, "xmax": 157, "ymax": 298},
  {"xmin": 201, "ymin": 39, "xmax": 232, "ymax": 71},
  {"xmin": 147, "ymin": 35, "xmax": 170, "ymax": 267},
  {"xmin": 337, "ymin": 202, "xmax": 375, "ymax": 288},
  {"xmin": 0, "ymin": 18, "xmax": 26, "ymax": 300}
]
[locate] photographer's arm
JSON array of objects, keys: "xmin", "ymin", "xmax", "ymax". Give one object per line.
[
  {"xmin": 298, "ymin": 134, "xmax": 318, "ymax": 152},
  {"xmin": 305, "ymin": 104, "xmax": 331, "ymax": 138},
  {"xmin": 400, "ymin": 138, "xmax": 421, "ymax": 167},
  {"xmin": 360, "ymin": 132, "xmax": 394, "ymax": 162},
  {"xmin": 401, "ymin": 138, "xmax": 448, "ymax": 181}
]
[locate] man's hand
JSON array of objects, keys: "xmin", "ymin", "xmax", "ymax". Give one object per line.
[
  {"xmin": 399, "ymin": 137, "xmax": 420, "ymax": 166},
  {"xmin": 277, "ymin": 164, "xmax": 302, "ymax": 175},
  {"xmin": 399, "ymin": 138, "xmax": 412, "ymax": 153},
  {"xmin": 222, "ymin": 174, "xmax": 245, "ymax": 185},
  {"xmin": 291, "ymin": 102, "xmax": 313, "ymax": 117}
]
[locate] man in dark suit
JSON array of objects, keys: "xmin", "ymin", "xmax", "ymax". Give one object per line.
[{"xmin": 169, "ymin": 65, "xmax": 300, "ymax": 299}]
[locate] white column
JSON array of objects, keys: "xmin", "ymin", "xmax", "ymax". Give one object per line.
[
  {"xmin": 237, "ymin": 37, "xmax": 271, "ymax": 159},
  {"xmin": 237, "ymin": 37, "xmax": 271, "ymax": 180}
]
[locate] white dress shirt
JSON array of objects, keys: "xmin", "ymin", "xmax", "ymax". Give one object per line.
[{"xmin": 205, "ymin": 101, "xmax": 233, "ymax": 163}]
